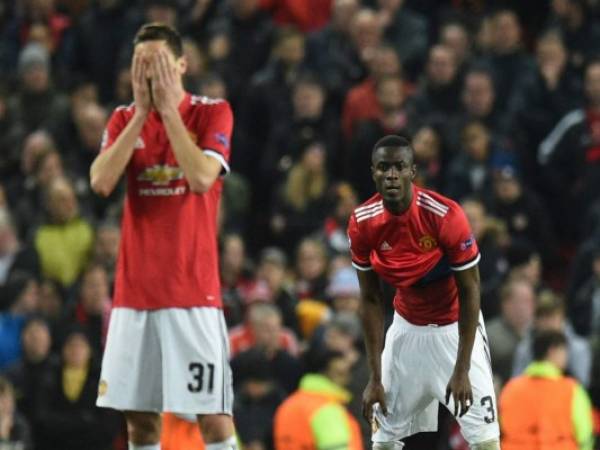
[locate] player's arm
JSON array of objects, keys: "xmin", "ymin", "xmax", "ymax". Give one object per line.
[
  {"xmin": 356, "ymin": 269, "xmax": 388, "ymax": 422},
  {"xmin": 446, "ymin": 265, "xmax": 480, "ymax": 417},
  {"xmin": 151, "ymin": 50, "xmax": 224, "ymax": 194},
  {"xmin": 90, "ymin": 53, "xmax": 150, "ymax": 197}
]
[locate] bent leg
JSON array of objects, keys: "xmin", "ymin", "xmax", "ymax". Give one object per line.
[
  {"xmin": 198, "ymin": 414, "xmax": 237, "ymax": 449},
  {"xmin": 125, "ymin": 411, "xmax": 162, "ymax": 446}
]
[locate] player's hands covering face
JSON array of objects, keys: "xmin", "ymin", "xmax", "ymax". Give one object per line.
[
  {"xmin": 150, "ymin": 49, "xmax": 181, "ymax": 115},
  {"xmin": 131, "ymin": 52, "xmax": 152, "ymax": 116},
  {"xmin": 445, "ymin": 368, "xmax": 473, "ymax": 417}
]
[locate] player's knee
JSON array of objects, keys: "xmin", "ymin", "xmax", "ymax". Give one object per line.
[
  {"xmin": 373, "ymin": 441, "xmax": 404, "ymax": 450},
  {"xmin": 124, "ymin": 411, "xmax": 161, "ymax": 444},
  {"xmin": 470, "ymin": 439, "xmax": 500, "ymax": 450},
  {"xmin": 197, "ymin": 414, "xmax": 235, "ymax": 443}
]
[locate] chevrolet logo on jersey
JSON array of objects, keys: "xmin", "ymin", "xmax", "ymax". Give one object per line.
[{"xmin": 137, "ymin": 165, "xmax": 184, "ymax": 186}]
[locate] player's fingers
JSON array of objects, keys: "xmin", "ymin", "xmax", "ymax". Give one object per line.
[
  {"xmin": 445, "ymin": 386, "xmax": 451, "ymax": 405},
  {"xmin": 132, "ymin": 53, "xmax": 142, "ymax": 84},
  {"xmin": 158, "ymin": 50, "xmax": 170, "ymax": 84},
  {"xmin": 362, "ymin": 400, "xmax": 372, "ymax": 423},
  {"xmin": 379, "ymin": 395, "xmax": 388, "ymax": 416},
  {"xmin": 459, "ymin": 394, "xmax": 468, "ymax": 417},
  {"xmin": 453, "ymin": 392, "xmax": 458, "ymax": 417}
]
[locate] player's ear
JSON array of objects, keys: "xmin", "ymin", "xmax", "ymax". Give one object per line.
[{"xmin": 410, "ymin": 164, "xmax": 417, "ymax": 180}]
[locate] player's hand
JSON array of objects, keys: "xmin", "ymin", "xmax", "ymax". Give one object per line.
[
  {"xmin": 362, "ymin": 378, "xmax": 387, "ymax": 425},
  {"xmin": 150, "ymin": 49, "xmax": 181, "ymax": 116},
  {"xmin": 131, "ymin": 52, "xmax": 151, "ymax": 117},
  {"xmin": 445, "ymin": 368, "xmax": 473, "ymax": 418}
]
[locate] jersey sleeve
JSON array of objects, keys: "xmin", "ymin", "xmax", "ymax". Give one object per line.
[
  {"xmin": 99, "ymin": 107, "xmax": 128, "ymax": 152},
  {"xmin": 347, "ymin": 213, "xmax": 372, "ymax": 271},
  {"xmin": 198, "ymin": 101, "xmax": 234, "ymax": 174},
  {"xmin": 439, "ymin": 203, "xmax": 481, "ymax": 271}
]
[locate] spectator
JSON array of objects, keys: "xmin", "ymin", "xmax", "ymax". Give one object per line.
[
  {"xmin": 412, "ymin": 125, "xmax": 443, "ymax": 190},
  {"xmin": 221, "ymin": 233, "xmax": 254, "ymax": 327},
  {"xmin": 34, "ymin": 177, "xmax": 94, "ymax": 288},
  {"xmin": 349, "ymin": 75, "xmax": 412, "ymax": 199},
  {"xmin": 60, "ymin": 264, "xmax": 111, "ymax": 356},
  {"xmin": 500, "ymin": 330, "xmax": 594, "ymax": 450},
  {"xmin": 510, "ymin": 31, "xmax": 581, "ymax": 177},
  {"xmin": 259, "ymin": 0, "xmax": 332, "ymax": 32},
  {"xmin": 273, "ymin": 349, "xmax": 363, "ymax": 450},
  {"xmin": 321, "ymin": 182, "xmax": 358, "ymax": 254},
  {"xmin": 264, "ymin": 74, "xmax": 340, "ymax": 182},
  {"xmin": 305, "ymin": 0, "xmax": 362, "ymax": 108},
  {"xmin": 569, "ymin": 248, "xmax": 600, "ymax": 337},
  {"xmin": 8, "ymin": 43, "xmax": 68, "ymax": 133},
  {"xmin": 3, "ymin": 317, "xmax": 55, "ymax": 427},
  {"xmin": 412, "ymin": 44, "xmax": 461, "ymax": 122},
  {"xmin": 445, "ymin": 121, "xmax": 501, "ymax": 201},
  {"xmin": 236, "ymin": 26, "xmax": 305, "ymax": 183},
  {"xmin": 36, "ymin": 279, "xmax": 63, "ymax": 338},
  {"xmin": 377, "ymin": 0, "xmax": 429, "ymax": 79},
  {"xmin": 462, "ymin": 198, "xmax": 508, "ymax": 316},
  {"xmin": 256, "ymin": 247, "xmax": 299, "ymax": 334},
  {"xmin": 481, "ymin": 9, "xmax": 535, "ymax": 113},
  {"xmin": 341, "ymin": 44, "xmax": 402, "ymax": 141},
  {"xmin": 229, "ymin": 302, "xmax": 299, "ymax": 359},
  {"xmin": 209, "ymin": 0, "xmax": 275, "ymax": 105},
  {"xmin": 0, "ymin": 376, "xmax": 33, "ymax": 450},
  {"xmin": 486, "ymin": 278, "xmax": 536, "ymax": 385},
  {"xmin": 34, "ymin": 327, "xmax": 119, "ymax": 450},
  {"xmin": 439, "ymin": 20, "xmax": 472, "ymax": 73},
  {"xmin": 326, "ymin": 267, "xmax": 360, "ymax": 315},
  {"xmin": 486, "ymin": 166, "xmax": 558, "ymax": 267},
  {"xmin": 512, "ymin": 291, "xmax": 591, "ymax": 387},
  {"xmin": 232, "ymin": 348, "xmax": 287, "ymax": 450},
  {"xmin": 295, "ymin": 238, "xmax": 329, "ymax": 301},
  {"xmin": 538, "ymin": 58, "xmax": 600, "ymax": 241},
  {"xmin": 270, "ymin": 143, "xmax": 332, "ymax": 250},
  {"xmin": 0, "ymin": 210, "xmax": 39, "ymax": 307},
  {"xmin": 0, "ymin": 273, "xmax": 39, "ymax": 370},
  {"xmin": 546, "ymin": 0, "xmax": 600, "ymax": 69},
  {"xmin": 92, "ymin": 221, "xmax": 120, "ymax": 287}
]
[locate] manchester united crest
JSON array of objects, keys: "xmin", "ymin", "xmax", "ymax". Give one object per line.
[{"xmin": 418, "ymin": 235, "xmax": 437, "ymax": 251}]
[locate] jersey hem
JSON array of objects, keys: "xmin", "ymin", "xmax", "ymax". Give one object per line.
[
  {"xmin": 351, "ymin": 261, "xmax": 373, "ymax": 271},
  {"xmin": 450, "ymin": 253, "xmax": 481, "ymax": 271}
]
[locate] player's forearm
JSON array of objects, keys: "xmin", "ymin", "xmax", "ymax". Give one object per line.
[
  {"xmin": 90, "ymin": 112, "xmax": 145, "ymax": 197},
  {"xmin": 161, "ymin": 107, "xmax": 219, "ymax": 193},
  {"xmin": 455, "ymin": 285, "xmax": 480, "ymax": 372},
  {"xmin": 359, "ymin": 294, "xmax": 385, "ymax": 381}
]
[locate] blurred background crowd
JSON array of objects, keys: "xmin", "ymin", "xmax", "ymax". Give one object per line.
[{"xmin": 0, "ymin": 0, "xmax": 600, "ymax": 448}]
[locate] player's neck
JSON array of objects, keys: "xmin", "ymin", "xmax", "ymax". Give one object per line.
[{"xmin": 383, "ymin": 189, "xmax": 413, "ymax": 215}]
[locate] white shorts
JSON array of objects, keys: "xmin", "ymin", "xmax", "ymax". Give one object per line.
[
  {"xmin": 373, "ymin": 313, "xmax": 499, "ymax": 445},
  {"xmin": 96, "ymin": 307, "xmax": 233, "ymax": 415}
]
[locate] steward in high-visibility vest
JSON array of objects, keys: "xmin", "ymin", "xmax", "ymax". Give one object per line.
[
  {"xmin": 500, "ymin": 330, "xmax": 594, "ymax": 450},
  {"xmin": 274, "ymin": 350, "xmax": 363, "ymax": 450}
]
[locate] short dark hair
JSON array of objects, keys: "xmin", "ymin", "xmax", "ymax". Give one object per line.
[
  {"xmin": 533, "ymin": 330, "xmax": 567, "ymax": 361},
  {"xmin": 133, "ymin": 23, "xmax": 183, "ymax": 57},
  {"xmin": 372, "ymin": 134, "xmax": 413, "ymax": 156},
  {"xmin": 307, "ymin": 349, "xmax": 346, "ymax": 374}
]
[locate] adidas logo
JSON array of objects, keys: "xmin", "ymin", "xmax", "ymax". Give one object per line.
[
  {"xmin": 134, "ymin": 137, "xmax": 145, "ymax": 149},
  {"xmin": 380, "ymin": 241, "xmax": 392, "ymax": 251}
]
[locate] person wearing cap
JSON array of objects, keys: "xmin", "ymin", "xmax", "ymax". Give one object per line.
[
  {"xmin": 486, "ymin": 164, "xmax": 558, "ymax": 266},
  {"xmin": 328, "ymin": 266, "xmax": 361, "ymax": 315},
  {"xmin": 500, "ymin": 330, "xmax": 594, "ymax": 450},
  {"xmin": 274, "ymin": 350, "xmax": 363, "ymax": 450},
  {"xmin": 11, "ymin": 42, "xmax": 68, "ymax": 133},
  {"xmin": 512, "ymin": 291, "xmax": 591, "ymax": 386}
]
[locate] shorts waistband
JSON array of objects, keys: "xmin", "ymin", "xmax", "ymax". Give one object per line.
[{"xmin": 393, "ymin": 313, "xmax": 458, "ymax": 333}]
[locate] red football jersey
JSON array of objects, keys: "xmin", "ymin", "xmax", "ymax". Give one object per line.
[
  {"xmin": 347, "ymin": 185, "xmax": 480, "ymax": 325},
  {"xmin": 101, "ymin": 93, "xmax": 233, "ymax": 310}
]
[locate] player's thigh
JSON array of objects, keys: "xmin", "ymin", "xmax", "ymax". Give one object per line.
[
  {"xmin": 97, "ymin": 308, "xmax": 163, "ymax": 412},
  {"xmin": 157, "ymin": 307, "xmax": 233, "ymax": 415},
  {"xmin": 429, "ymin": 320, "xmax": 499, "ymax": 444},
  {"xmin": 374, "ymin": 316, "xmax": 437, "ymax": 442}
]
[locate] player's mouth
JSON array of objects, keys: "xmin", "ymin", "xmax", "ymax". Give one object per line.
[{"xmin": 385, "ymin": 186, "xmax": 401, "ymax": 194}]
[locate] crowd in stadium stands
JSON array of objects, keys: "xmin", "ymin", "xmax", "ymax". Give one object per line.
[{"xmin": 1, "ymin": 0, "xmax": 600, "ymax": 448}]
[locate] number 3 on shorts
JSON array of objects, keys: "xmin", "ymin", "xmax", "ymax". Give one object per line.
[
  {"xmin": 188, "ymin": 362, "xmax": 215, "ymax": 393},
  {"xmin": 481, "ymin": 395, "xmax": 495, "ymax": 424}
]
